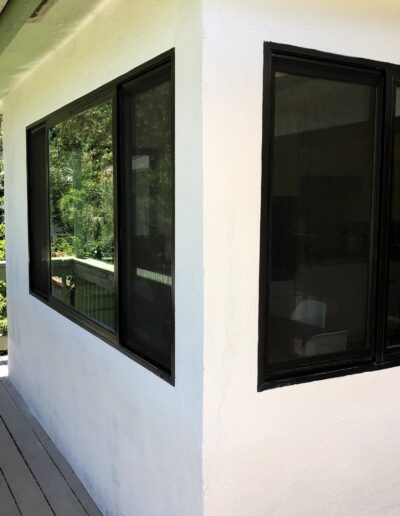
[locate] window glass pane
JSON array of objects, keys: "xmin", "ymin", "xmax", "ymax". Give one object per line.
[
  {"xmin": 265, "ymin": 71, "xmax": 377, "ymax": 369},
  {"xmin": 120, "ymin": 65, "xmax": 173, "ymax": 372},
  {"xmin": 27, "ymin": 125, "xmax": 50, "ymax": 298},
  {"xmin": 386, "ymin": 87, "xmax": 400, "ymax": 349},
  {"xmin": 49, "ymin": 101, "xmax": 115, "ymax": 329}
]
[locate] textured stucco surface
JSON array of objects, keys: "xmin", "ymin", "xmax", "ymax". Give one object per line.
[
  {"xmin": 202, "ymin": 1, "xmax": 400, "ymax": 515},
  {"xmin": 3, "ymin": 1, "xmax": 203, "ymax": 515},
  {"xmin": 0, "ymin": 0, "xmax": 108, "ymax": 106},
  {"xmin": 5, "ymin": 0, "xmax": 400, "ymax": 514}
]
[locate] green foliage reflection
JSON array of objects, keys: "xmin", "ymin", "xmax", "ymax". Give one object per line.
[
  {"xmin": 49, "ymin": 101, "xmax": 114, "ymax": 262},
  {"xmin": 0, "ymin": 117, "xmax": 6, "ymax": 337}
]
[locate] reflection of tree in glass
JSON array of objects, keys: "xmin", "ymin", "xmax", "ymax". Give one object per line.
[
  {"xmin": 0, "ymin": 116, "xmax": 4, "ymax": 225},
  {"xmin": 0, "ymin": 118, "xmax": 6, "ymax": 337},
  {"xmin": 49, "ymin": 102, "xmax": 114, "ymax": 262}
]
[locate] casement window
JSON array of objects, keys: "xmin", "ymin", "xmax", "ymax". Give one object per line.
[
  {"xmin": 27, "ymin": 51, "xmax": 174, "ymax": 382},
  {"xmin": 259, "ymin": 43, "xmax": 400, "ymax": 389}
]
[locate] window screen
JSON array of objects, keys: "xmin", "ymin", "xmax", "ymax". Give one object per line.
[{"xmin": 119, "ymin": 64, "xmax": 174, "ymax": 373}]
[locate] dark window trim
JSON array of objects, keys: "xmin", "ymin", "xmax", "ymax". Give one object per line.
[
  {"xmin": 26, "ymin": 49, "xmax": 175, "ymax": 385},
  {"xmin": 259, "ymin": 42, "xmax": 400, "ymax": 391},
  {"xmin": 26, "ymin": 124, "xmax": 51, "ymax": 300},
  {"xmin": 117, "ymin": 61, "xmax": 175, "ymax": 376}
]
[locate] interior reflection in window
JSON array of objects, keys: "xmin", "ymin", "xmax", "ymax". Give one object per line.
[{"xmin": 267, "ymin": 72, "xmax": 376, "ymax": 366}]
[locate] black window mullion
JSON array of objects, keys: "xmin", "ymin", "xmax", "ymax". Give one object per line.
[
  {"xmin": 361, "ymin": 72, "xmax": 385, "ymax": 366},
  {"xmin": 258, "ymin": 44, "xmax": 276, "ymax": 388},
  {"xmin": 381, "ymin": 72, "xmax": 400, "ymax": 358},
  {"xmin": 376, "ymin": 70, "xmax": 395, "ymax": 361}
]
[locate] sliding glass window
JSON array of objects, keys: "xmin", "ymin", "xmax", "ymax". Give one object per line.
[
  {"xmin": 27, "ymin": 52, "xmax": 174, "ymax": 382},
  {"xmin": 259, "ymin": 45, "xmax": 383, "ymax": 388}
]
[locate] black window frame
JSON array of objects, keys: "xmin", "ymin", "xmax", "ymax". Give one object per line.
[
  {"xmin": 27, "ymin": 124, "xmax": 50, "ymax": 300},
  {"xmin": 26, "ymin": 50, "xmax": 175, "ymax": 384},
  {"xmin": 259, "ymin": 42, "xmax": 400, "ymax": 390}
]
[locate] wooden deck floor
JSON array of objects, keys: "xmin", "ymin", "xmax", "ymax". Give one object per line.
[{"xmin": 0, "ymin": 374, "xmax": 103, "ymax": 516}]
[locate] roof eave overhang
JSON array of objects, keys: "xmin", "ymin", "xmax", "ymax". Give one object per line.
[{"xmin": 0, "ymin": 0, "xmax": 39, "ymax": 56}]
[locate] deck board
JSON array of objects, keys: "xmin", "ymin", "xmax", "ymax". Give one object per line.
[
  {"xmin": 0, "ymin": 467, "xmax": 20, "ymax": 516},
  {"xmin": 0, "ymin": 415, "xmax": 53, "ymax": 515},
  {"xmin": 0, "ymin": 378, "xmax": 102, "ymax": 516}
]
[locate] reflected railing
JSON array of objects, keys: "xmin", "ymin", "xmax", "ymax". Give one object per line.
[
  {"xmin": 0, "ymin": 260, "xmax": 7, "ymax": 354},
  {"xmin": 51, "ymin": 257, "xmax": 115, "ymax": 328}
]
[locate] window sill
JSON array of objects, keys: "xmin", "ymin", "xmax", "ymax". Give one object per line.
[{"xmin": 258, "ymin": 357, "xmax": 400, "ymax": 391}]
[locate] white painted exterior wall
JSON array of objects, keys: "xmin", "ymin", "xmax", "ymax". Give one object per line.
[
  {"xmin": 4, "ymin": 0, "xmax": 400, "ymax": 514},
  {"xmin": 202, "ymin": 1, "xmax": 400, "ymax": 515},
  {"xmin": 3, "ymin": 1, "xmax": 203, "ymax": 515}
]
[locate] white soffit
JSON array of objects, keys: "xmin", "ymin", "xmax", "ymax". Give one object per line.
[
  {"xmin": 0, "ymin": 0, "xmax": 106, "ymax": 108},
  {"xmin": 0, "ymin": 1, "xmax": 8, "ymax": 16}
]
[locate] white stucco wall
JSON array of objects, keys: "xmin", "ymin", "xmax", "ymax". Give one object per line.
[
  {"xmin": 3, "ymin": 1, "xmax": 203, "ymax": 515},
  {"xmin": 202, "ymin": 1, "xmax": 400, "ymax": 515},
  {"xmin": 5, "ymin": 0, "xmax": 400, "ymax": 515}
]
